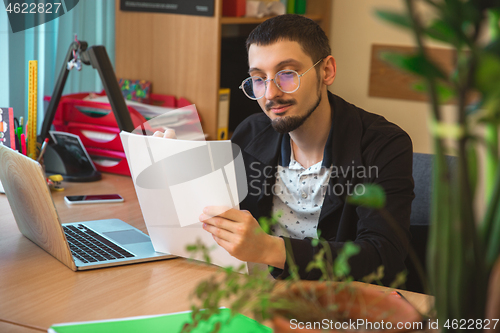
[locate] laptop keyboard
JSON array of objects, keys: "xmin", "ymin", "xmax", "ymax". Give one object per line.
[{"xmin": 63, "ymin": 224, "xmax": 135, "ymax": 264}]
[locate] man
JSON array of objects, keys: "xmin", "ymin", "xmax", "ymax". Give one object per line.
[{"xmin": 156, "ymin": 14, "xmax": 414, "ymax": 285}]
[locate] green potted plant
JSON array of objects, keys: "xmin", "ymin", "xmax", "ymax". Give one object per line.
[
  {"xmin": 182, "ymin": 207, "xmax": 422, "ymax": 333},
  {"xmin": 375, "ymin": 0, "xmax": 500, "ymax": 331}
]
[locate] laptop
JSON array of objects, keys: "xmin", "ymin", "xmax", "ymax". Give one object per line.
[{"xmin": 0, "ymin": 144, "xmax": 176, "ymax": 271}]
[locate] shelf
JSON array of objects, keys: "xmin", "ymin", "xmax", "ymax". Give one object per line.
[{"xmin": 220, "ymin": 14, "xmax": 323, "ymax": 25}]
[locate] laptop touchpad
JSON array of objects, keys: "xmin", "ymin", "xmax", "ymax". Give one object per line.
[{"xmin": 102, "ymin": 230, "xmax": 150, "ymax": 245}]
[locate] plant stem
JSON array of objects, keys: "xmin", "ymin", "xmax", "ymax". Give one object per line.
[
  {"xmin": 379, "ymin": 208, "xmax": 429, "ymax": 294},
  {"xmin": 485, "ymin": 125, "xmax": 499, "ymax": 199},
  {"xmin": 482, "ymin": 161, "xmax": 500, "ymax": 246},
  {"xmin": 483, "ymin": 8, "xmax": 500, "ymax": 269},
  {"xmin": 404, "ymin": 0, "xmax": 451, "ymax": 326}
]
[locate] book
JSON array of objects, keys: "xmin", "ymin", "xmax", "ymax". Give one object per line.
[
  {"xmin": 217, "ymin": 88, "xmax": 230, "ymax": 140},
  {"xmin": 49, "ymin": 308, "xmax": 271, "ymax": 333},
  {"xmin": 295, "ymin": 0, "xmax": 307, "ymax": 14},
  {"xmin": 222, "ymin": 0, "xmax": 246, "ymax": 17},
  {"xmin": 0, "ymin": 107, "xmax": 15, "ymax": 150}
]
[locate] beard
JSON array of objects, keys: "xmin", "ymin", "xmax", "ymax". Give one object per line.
[{"xmin": 269, "ymin": 92, "xmax": 322, "ymax": 134}]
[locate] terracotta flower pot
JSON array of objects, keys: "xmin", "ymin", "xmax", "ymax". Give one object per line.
[{"xmin": 271, "ymin": 282, "xmax": 422, "ymax": 333}]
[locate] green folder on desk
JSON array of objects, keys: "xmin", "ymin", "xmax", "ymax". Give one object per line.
[{"xmin": 48, "ymin": 308, "xmax": 271, "ymax": 333}]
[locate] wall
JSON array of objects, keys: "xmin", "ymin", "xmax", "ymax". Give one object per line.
[{"xmin": 329, "ymin": 0, "xmax": 456, "ymax": 154}]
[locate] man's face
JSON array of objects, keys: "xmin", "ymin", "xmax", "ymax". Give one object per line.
[{"xmin": 247, "ymin": 41, "xmax": 322, "ymax": 133}]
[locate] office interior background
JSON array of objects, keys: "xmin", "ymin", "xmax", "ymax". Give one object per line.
[
  {"xmin": 1, "ymin": 0, "xmax": 452, "ymax": 153},
  {"xmin": 2, "ymin": 1, "xmax": 500, "ymax": 330},
  {"xmin": 2, "ymin": 0, "xmax": 485, "ymax": 214}
]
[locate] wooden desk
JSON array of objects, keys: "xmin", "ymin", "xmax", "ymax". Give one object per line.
[
  {"xmin": 0, "ymin": 174, "xmax": 433, "ymax": 331},
  {"xmin": 0, "ymin": 174, "xmax": 218, "ymax": 331}
]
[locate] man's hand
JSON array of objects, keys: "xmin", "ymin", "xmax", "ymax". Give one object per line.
[
  {"xmin": 199, "ymin": 206, "xmax": 286, "ymax": 268},
  {"xmin": 152, "ymin": 129, "xmax": 177, "ymax": 139}
]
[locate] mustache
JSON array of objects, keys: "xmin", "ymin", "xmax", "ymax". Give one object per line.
[{"xmin": 265, "ymin": 99, "xmax": 296, "ymax": 111}]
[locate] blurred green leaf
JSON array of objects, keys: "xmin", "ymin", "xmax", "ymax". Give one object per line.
[
  {"xmin": 436, "ymin": 82, "xmax": 456, "ymax": 103},
  {"xmin": 380, "ymin": 51, "xmax": 448, "ymax": 80},
  {"xmin": 412, "ymin": 80, "xmax": 455, "ymax": 103},
  {"xmin": 475, "ymin": 52, "xmax": 500, "ymax": 102},
  {"xmin": 306, "ymin": 248, "xmax": 327, "ymax": 277},
  {"xmin": 332, "ymin": 242, "xmax": 360, "ymax": 278},
  {"xmin": 425, "ymin": 19, "xmax": 461, "ymax": 46},
  {"xmin": 361, "ymin": 266, "xmax": 385, "ymax": 284},
  {"xmin": 374, "ymin": 9, "xmax": 412, "ymax": 29},
  {"xmin": 186, "ymin": 245, "xmax": 198, "ymax": 252},
  {"xmin": 488, "ymin": 9, "xmax": 500, "ymax": 38},
  {"xmin": 347, "ymin": 184, "xmax": 386, "ymax": 209},
  {"xmin": 259, "ymin": 217, "xmax": 271, "ymax": 234},
  {"xmin": 259, "ymin": 211, "xmax": 283, "ymax": 234},
  {"xmin": 390, "ymin": 271, "xmax": 407, "ymax": 289}
]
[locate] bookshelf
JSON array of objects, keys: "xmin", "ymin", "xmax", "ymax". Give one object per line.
[
  {"xmin": 115, "ymin": 0, "xmax": 332, "ymax": 139},
  {"xmin": 219, "ymin": 14, "xmax": 323, "ymax": 25}
]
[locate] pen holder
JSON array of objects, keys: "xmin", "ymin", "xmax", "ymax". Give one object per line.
[{"xmin": 38, "ymin": 155, "xmax": 46, "ymax": 174}]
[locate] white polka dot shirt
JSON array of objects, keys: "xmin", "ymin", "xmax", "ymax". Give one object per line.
[{"xmin": 271, "ymin": 146, "xmax": 333, "ymax": 239}]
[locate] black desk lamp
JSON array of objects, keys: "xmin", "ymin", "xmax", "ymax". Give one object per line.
[{"xmin": 39, "ymin": 40, "xmax": 135, "ymax": 182}]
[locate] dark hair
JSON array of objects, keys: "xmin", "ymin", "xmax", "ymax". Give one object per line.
[{"xmin": 246, "ymin": 14, "xmax": 331, "ymax": 64}]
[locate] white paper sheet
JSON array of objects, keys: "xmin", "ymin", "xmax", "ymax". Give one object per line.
[
  {"xmin": 120, "ymin": 131, "xmax": 248, "ymax": 272},
  {"xmin": 170, "ymin": 169, "xmax": 233, "ymax": 227}
]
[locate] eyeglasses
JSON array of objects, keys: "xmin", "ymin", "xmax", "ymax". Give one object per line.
[{"xmin": 239, "ymin": 58, "xmax": 324, "ymax": 100}]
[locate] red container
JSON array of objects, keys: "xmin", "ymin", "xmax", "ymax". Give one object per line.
[
  {"xmin": 66, "ymin": 123, "xmax": 123, "ymax": 152},
  {"xmin": 55, "ymin": 99, "xmax": 146, "ymax": 128},
  {"xmin": 47, "ymin": 91, "xmax": 193, "ymax": 176},
  {"xmin": 86, "ymin": 147, "xmax": 130, "ymax": 177}
]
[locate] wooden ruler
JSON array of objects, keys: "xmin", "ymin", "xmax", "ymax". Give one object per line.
[{"xmin": 28, "ymin": 60, "xmax": 37, "ymax": 159}]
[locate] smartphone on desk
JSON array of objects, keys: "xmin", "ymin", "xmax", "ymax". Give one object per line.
[{"xmin": 64, "ymin": 194, "xmax": 124, "ymax": 205}]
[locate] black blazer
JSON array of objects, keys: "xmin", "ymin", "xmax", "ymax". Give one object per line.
[{"xmin": 231, "ymin": 92, "xmax": 414, "ymax": 286}]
